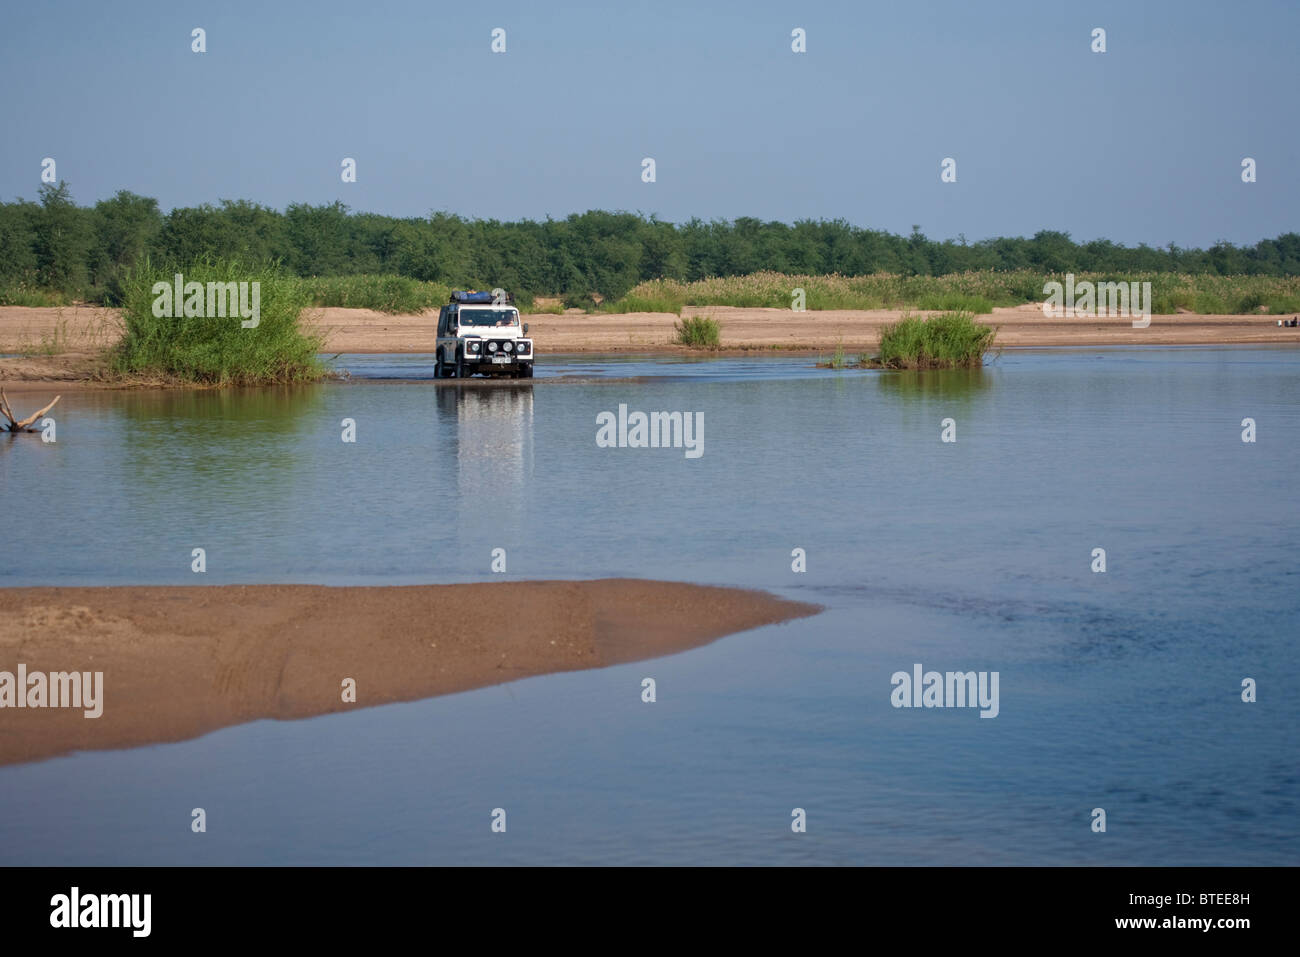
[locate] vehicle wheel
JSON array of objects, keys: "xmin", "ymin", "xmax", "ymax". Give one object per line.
[
  {"xmin": 435, "ymin": 351, "xmax": 447, "ymax": 378},
  {"xmin": 455, "ymin": 351, "xmax": 467, "ymax": 378},
  {"xmin": 520, "ymin": 364, "xmax": 534, "ymax": 378}
]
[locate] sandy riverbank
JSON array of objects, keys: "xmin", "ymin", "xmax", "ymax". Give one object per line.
[
  {"xmin": 1, "ymin": 303, "xmax": 1296, "ymax": 388},
  {"xmin": 0, "ymin": 580, "xmax": 819, "ymax": 766}
]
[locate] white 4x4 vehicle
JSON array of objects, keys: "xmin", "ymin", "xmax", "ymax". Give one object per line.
[{"xmin": 435, "ymin": 290, "xmax": 534, "ymax": 378}]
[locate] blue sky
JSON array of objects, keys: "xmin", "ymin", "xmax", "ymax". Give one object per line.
[{"xmin": 1, "ymin": 0, "xmax": 1295, "ymax": 246}]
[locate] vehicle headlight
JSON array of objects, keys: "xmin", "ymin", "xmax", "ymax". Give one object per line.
[
  {"xmin": 516, "ymin": 341, "xmax": 530, "ymax": 355},
  {"xmin": 488, "ymin": 341, "xmax": 498, "ymax": 353},
  {"xmin": 503, "ymin": 341, "xmax": 514, "ymax": 352},
  {"xmin": 467, "ymin": 341, "xmax": 480, "ymax": 353}
]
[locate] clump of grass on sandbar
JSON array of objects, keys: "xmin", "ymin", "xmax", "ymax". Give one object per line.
[
  {"xmin": 113, "ymin": 258, "xmax": 326, "ymax": 385},
  {"xmin": 673, "ymin": 315, "xmax": 721, "ymax": 348},
  {"xmin": 869, "ymin": 311, "xmax": 995, "ymax": 369}
]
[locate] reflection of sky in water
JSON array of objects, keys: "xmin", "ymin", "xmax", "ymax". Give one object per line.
[{"xmin": 0, "ymin": 348, "xmax": 1297, "ymax": 864}]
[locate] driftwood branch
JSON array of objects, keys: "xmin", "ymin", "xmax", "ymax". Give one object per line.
[{"xmin": 0, "ymin": 388, "xmax": 60, "ymax": 431}]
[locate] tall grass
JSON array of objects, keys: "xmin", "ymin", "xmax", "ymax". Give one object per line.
[
  {"xmin": 615, "ymin": 270, "xmax": 1300, "ymax": 315},
  {"xmin": 598, "ymin": 292, "xmax": 686, "ymax": 315},
  {"xmin": 0, "ymin": 283, "xmax": 72, "ymax": 307},
  {"xmin": 296, "ymin": 274, "xmax": 450, "ymax": 314},
  {"xmin": 13, "ymin": 316, "xmax": 70, "ymax": 356},
  {"xmin": 14, "ymin": 265, "xmax": 1300, "ymax": 318},
  {"xmin": 673, "ymin": 315, "xmax": 721, "ymax": 348},
  {"xmin": 13, "ymin": 267, "xmax": 1298, "ymax": 316},
  {"xmin": 914, "ymin": 292, "xmax": 994, "ymax": 314},
  {"xmin": 874, "ymin": 312, "xmax": 996, "ymax": 369},
  {"xmin": 524, "ymin": 297, "xmax": 565, "ymax": 315},
  {"xmin": 113, "ymin": 259, "xmax": 326, "ymax": 385}
]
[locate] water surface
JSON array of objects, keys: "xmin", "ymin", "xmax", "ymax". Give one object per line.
[{"xmin": 1, "ymin": 347, "xmax": 1296, "ymax": 864}]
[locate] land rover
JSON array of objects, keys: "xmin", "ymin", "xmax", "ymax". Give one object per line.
[{"xmin": 435, "ymin": 290, "xmax": 534, "ymax": 378}]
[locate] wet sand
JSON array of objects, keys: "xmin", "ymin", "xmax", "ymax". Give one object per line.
[{"xmin": 0, "ymin": 580, "xmax": 820, "ymax": 766}]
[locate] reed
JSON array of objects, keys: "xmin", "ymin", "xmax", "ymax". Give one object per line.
[
  {"xmin": 113, "ymin": 259, "xmax": 326, "ymax": 385},
  {"xmin": 872, "ymin": 312, "xmax": 996, "ymax": 369}
]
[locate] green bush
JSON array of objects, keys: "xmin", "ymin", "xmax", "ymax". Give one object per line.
[
  {"xmin": 113, "ymin": 258, "xmax": 325, "ymax": 385},
  {"xmin": 561, "ymin": 290, "xmax": 599, "ymax": 311},
  {"xmin": 1151, "ymin": 288, "xmax": 1196, "ymax": 314},
  {"xmin": 1191, "ymin": 292, "xmax": 1228, "ymax": 314},
  {"xmin": 673, "ymin": 315, "xmax": 721, "ymax": 348},
  {"xmin": 875, "ymin": 312, "xmax": 995, "ymax": 369},
  {"xmin": 1233, "ymin": 290, "xmax": 1266, "ymax": 313}
]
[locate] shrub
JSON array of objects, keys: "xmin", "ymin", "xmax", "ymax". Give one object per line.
[
  {"xmin": 673, "ymin": 315, "xmax": 721, "ymax": 348},
  {"xmin": 113, "ymin": 258, "xmax": 325, "ymax": 385},
  {"xmin": 874, "ymin": 312, "xmax": 995, "ymax": 369}
]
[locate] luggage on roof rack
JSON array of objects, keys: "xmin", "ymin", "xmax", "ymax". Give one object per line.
[{"xmin": 450, "ymin": 290, "xmax": 510, "ymax": 304}]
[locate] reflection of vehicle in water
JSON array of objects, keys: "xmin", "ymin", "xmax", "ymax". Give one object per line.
[
  {"xmin": 435, "ymin": 290, "xmax": 535, "ymax": 379},
  {"xmin": 436, "ymin": 386, "xmax": 534, "ymax": 529}
]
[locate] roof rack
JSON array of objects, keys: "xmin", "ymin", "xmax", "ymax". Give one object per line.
[{"xmin": 450, "ymin": 290, "xmax": 513, "ymax": 305}]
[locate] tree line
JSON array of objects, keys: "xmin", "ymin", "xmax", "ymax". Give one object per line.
[{"xmin": 3, "ymin": 182, "xmax": 1298, "ymax": 304}]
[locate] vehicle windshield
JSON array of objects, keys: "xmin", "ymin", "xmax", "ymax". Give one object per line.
[{"xmin": 459, "ymin": 309, "xmax": 519, "ymax": 328}]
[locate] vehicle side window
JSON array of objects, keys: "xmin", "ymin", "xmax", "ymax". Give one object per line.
[{"xmin": 437, "ymin": 308, "xmax": 446, "ymax": 337}]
